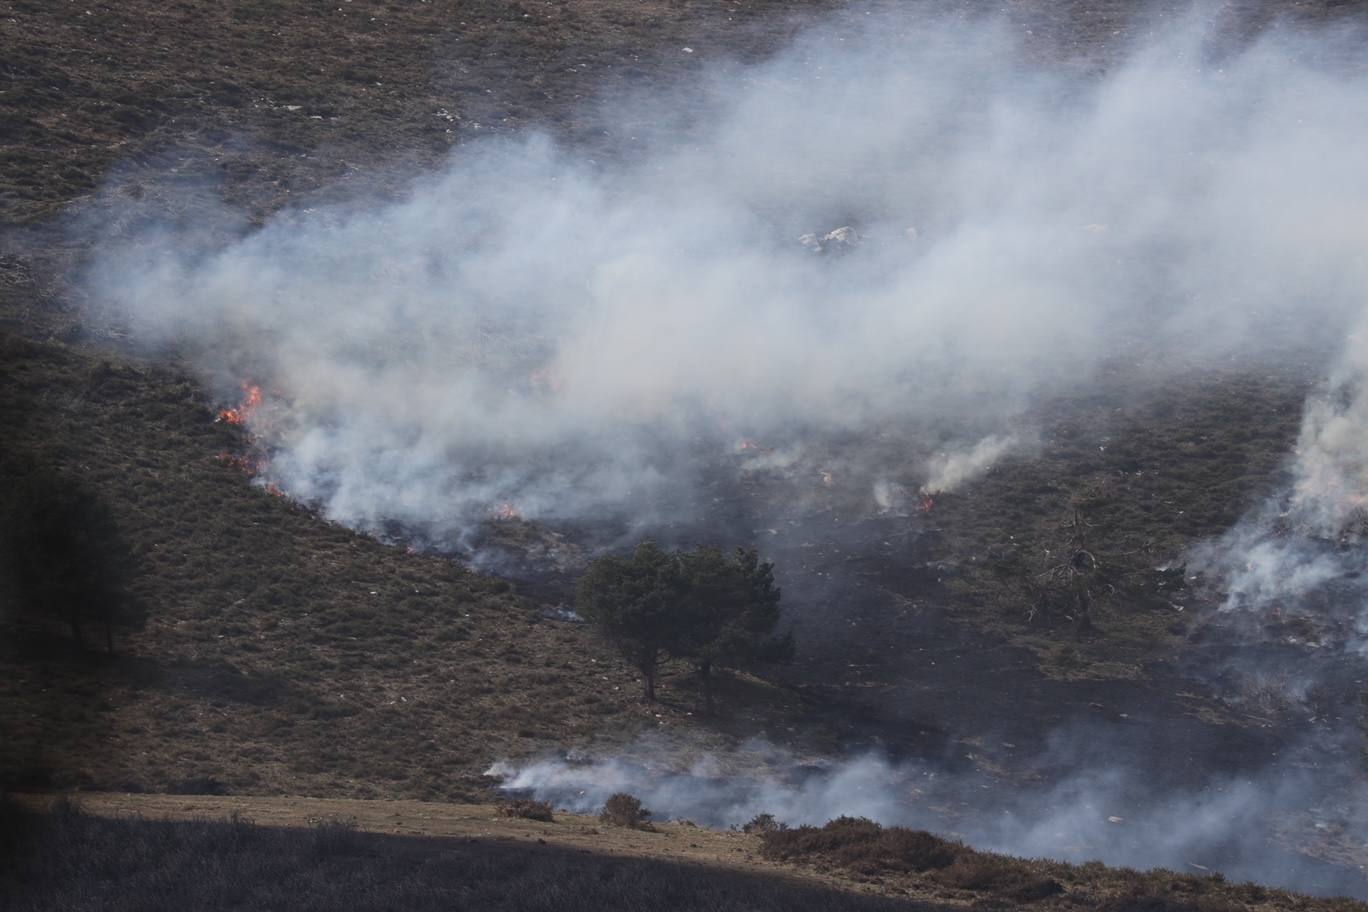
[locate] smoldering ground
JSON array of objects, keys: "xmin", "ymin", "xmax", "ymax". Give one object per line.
[
  {"xmin": 491, "ymin": 726, "xmax": 1368, "ymax": 898},
  {"xmin": 87, "ymin": 5, "xmax": 1368, "ymax": 551},
  {"xmin": 81, "ymin": 1, "xmax": 1368, "ymax": 898}
]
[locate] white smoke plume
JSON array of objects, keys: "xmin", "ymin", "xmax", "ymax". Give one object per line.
[
  {"xmin": 1191, "ymin": 322, "xmax": 1368, "ymax": 641},
  {"xmin": 1290, "ymin": 331, "xmax": 1368, "ymax": 535},
  {"xmin": 921, "ymin": 434, "xmax": 1018, "ymax": 494},
  {"xmin": 490, "ymin": 735, "xmax": 1368, "ymax": 897},
  {"xmin": 86, "ymin": 7, "xmax": 1368, "ymax": 551}
]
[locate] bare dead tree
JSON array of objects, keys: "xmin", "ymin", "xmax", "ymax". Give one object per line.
[{"xmin": 1017, "ymin": 507, "xmax": 1185, "ymax": 637}]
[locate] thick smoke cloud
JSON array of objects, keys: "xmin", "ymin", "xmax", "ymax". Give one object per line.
[{"xmin": 88, "ymin": 7, "xmax": 1368, "ymax": 551}]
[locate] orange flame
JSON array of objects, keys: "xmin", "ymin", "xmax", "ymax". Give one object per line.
[
  {"xmin": 217, "ymin": 383, "xmax": 263, "ymax": 425},
  {"xmin": 920, "ymin": 493, "xmax": 936, "ymax": 513},
  {"xmin": 494, "ymin": 501, "xmax": 520, "ymax": 521},
  {"xmin": 218, "ymin": 451, "xmax": 266, "ymax": 477}
]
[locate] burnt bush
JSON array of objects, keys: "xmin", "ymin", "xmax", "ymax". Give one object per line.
[
  {"xmin": 758, "ymin": 817, "xmax": 966, "ymax": 875},
  {"xmin": 600, "ymin": 793, "xmax": 652, "ymax": 829},
  {"xmin": 499, "ymin": 799, "xmax": 555, "ymax": 822}
]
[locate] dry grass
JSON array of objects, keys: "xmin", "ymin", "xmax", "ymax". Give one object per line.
[
  {"xmin": 0, "ymin": 332, "xmax": 674, "ymax": 799},
  {"xmin": 758, "ymin": 817, "xmax": 1365, "ymax": 911},
  {"xmin": 2, "ymin": 0, "xmax": 1367, "ymax": 903},
  {"xmin": 0, "ymin": 796, "xmax": 925, "ymax": 912}
]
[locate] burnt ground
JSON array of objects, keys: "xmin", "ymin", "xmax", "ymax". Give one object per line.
[{"xmin": 4, "ymin": 0, "xmax": 1368, "ymax": 901}]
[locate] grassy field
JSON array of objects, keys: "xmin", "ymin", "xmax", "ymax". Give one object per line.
[
  {"xmin": 0, "ymin": 329, "xmax": 680, "ymax": 797},
  {"xmin": 0, "ymin": 795, "xmax": 930, "ymax": 912}
]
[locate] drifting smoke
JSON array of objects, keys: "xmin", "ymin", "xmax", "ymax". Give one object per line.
[
  {"xmin": 921, "ymin": 434, "xmax": 1019, "ymax": 494},
  {"xmin": 490, "ymin": 733, "xmax": 1368, "ymax": 897},
  {"xmin": 1191, "ymin": 322, "xmax": 1368, "ymax": 647},
  {"xmin": 1291, "ymin": 333, "xmax": 1368, "ymax": 535},
  {"xmin": 88, "ymin": 6, "xmax": 1368, "ymax": 551},
  {"xmin": 78, "ymin": 4, "xmax": 1368, "ymax": 895}
]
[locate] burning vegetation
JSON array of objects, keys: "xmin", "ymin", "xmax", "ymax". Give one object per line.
[
  {"xmin": 10, "ymin": 0, "xmax": 1368, "ymax": 906},
  {"xmin": 215, "ymin": 383, "xmax": 262, "ymax": 427}
]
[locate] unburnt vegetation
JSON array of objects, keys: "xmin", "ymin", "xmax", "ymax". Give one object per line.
[
  {"xmin": 499, "ymin": 798, "xmax": 555, "ymax": 822},
  {"xmin": 0, "ymin": 797, "xmax": 927, "ymax": 912},
  {"xmin": 758, "ymin": 817, "xmax": 1364, "ymax": 911},
  {"xmin": 599, "ymin": 792, "xmax": 653, "ymax": 830},
  {"xmin": 2, "ymin": 467, "xmax": 142, "ymax": 653},
  {"xmin": 7, "ymin": 797, "xmax": 1363, "ymax": 912},
  {"xmin": 0, "ymin": 331, "xmax": 670, "ymax": 797},
  {"xmin": 577, "ymin": 542, "xmax": 792, "ymax": 702}
]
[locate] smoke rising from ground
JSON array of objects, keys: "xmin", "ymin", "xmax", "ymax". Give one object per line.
[
  {"xmin": 922, "ymin": 434, "xmax": 1019, "ymax": 494},
  {"xmin": 88, "ymin": 7, "xmax": 1368, "ymax": 549},
  {"xmin": 490, "ymin": 732, "xmax": 1367, "ymax": 897},
  {"xmin": 1191, "ymin": 318, "xmax": 1368, "ymax": 647},
  {"xmin": 77, "ymin": 4, "xmax": 1368, "ymax": 895}
]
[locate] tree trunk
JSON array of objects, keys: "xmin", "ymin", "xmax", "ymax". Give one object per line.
[
  {"xmin": 698, "ymin": 661, "xmax": 713, "ymax": 714},
  {"xmin": 1072, "ymin": 586, "xmax": 1094, "ymax": 637},
  {"xmin": 642, "ymin": 664, "xmax": 656, "ymax": 701}
]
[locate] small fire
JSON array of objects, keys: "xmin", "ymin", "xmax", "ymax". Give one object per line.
[
  {"xmin": 819, "ymin": 470, "xmax": 835, "ymax": 488},
  {"xmin": 218, "ymin": 451, "xmax": 266, "ymax": 477},
  {"xmin": 920, "ymin": 492, "xmax": 936, "ymax": 513},
  {"xmin": 217, "ymin": 382, "xmax": 263, "ymax": 425},
  {"xmin": 494, "ymin": 501, "xmax": 520, "ymax": 521}
]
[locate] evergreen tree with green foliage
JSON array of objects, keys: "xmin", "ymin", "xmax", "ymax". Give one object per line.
[
  {"xmin": 575, "ymin": 541, "xmax": 687, "ymax": 701},
  {"xmin": 677, "ymin": 546, "xmax": 794, "ymax": 710},
  {"xmin": 577, "ymin": 541, "xmax": 792, "ymax": 705}
]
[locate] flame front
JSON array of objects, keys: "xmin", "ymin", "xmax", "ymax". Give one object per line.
[{"xmin": 217, "ymin": 383, "xmax": 263, "ymax": 425}]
